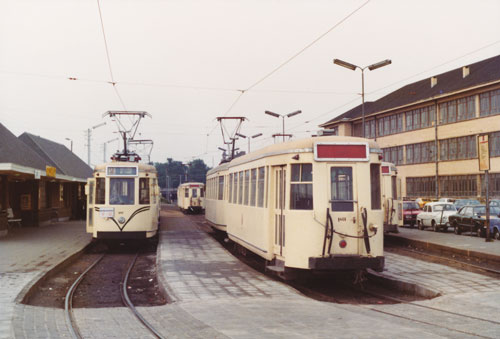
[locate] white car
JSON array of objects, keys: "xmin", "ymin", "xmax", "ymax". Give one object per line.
[{"xmin": 417, "ymin": 202, "xmax": 457, "ymax": 232}]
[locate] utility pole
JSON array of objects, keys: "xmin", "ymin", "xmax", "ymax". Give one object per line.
[{"xmin": 86, "ymin": 122, "xmax": 106, "ymax": 166}]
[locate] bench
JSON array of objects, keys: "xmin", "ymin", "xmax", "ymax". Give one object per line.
[{"xmin": 6, "ymin": 208, "xmax": 22, "ymax": 228}]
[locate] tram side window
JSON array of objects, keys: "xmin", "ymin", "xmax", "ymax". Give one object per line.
[
  {"xmin": 110, "ymin": 178, "xmax": 135, "ymax": 205},
  {"xmin": 88, "ymin": 181, "xmax": 94, "ymax": 205},
  {"xmin": 96, "ymin": 178, "xmax": 105, "ymax": 204},
  {"xmin": 238, "ymin": 171, "xmax": 244, "ymax": 204},
  {"xmin": 228, "ymin": 174, "xmax": 233, "ymax": 203},
  {"xmin": 290, "ymin": 164, "xmax": 313, "ymax": 210},
  {"xmin": 370, "ymin": 164, "xmax": 381, "ymax": 210},
  {"xmin": 331, "ymin": 167, "xmax": 353, "ymax": 212},
  {"xmin": 185, "ymin": 188, "xmax": 189, "ymax": 198},
  {"xmin": 139, "ymin": 178, "xmax": 150, "ymax": 204},
  {"xmin": 233, "ymin": 173, "xmax": 238, "ymax": 203},
  {"xmin": 250, "ymin": 169, "xmax": 257, "ymax": 206},
  {"xmin": 244, "ymin": 170, "xmax": 250, "ymax": 205},
  {"xmin": 257, "ymin": 167, "xmax": 265, "ymax": 207},
  {"xmin": 218, "ymin": 176, "xmax": 224, "ymax": 200}
]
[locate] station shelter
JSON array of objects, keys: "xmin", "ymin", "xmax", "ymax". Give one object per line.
[{"xmin": 0, "ymin": 123, "xmax": 92, "ymax": 232}]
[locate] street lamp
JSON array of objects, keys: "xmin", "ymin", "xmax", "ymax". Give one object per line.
[
  {"xmin": 333, "ymin": 58, "xmax": 391, "ymax": 138},
  {"xmin": 86, "ymin": 122, "xmax": 106, "ymax": 165},
  {"xmin": 265, "ymin": 110, "xmax": 302, "ymax": 142},
  {"xmin": 236, "ymin": 133, "xmax": 263, "ymax": 153},
  {"xmin": 103, "ymin": 137, "xmax": 118, "ymax": 163},
  {"xmin": 65, "ymin": 138, "xmax": 73, "ymax": 152}
]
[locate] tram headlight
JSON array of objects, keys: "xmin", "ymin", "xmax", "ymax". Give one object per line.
[
  {"xmin": 339, "ymin": 239, "xmax": 347, "ymax": 248},
  {"xmin": 118, "ymin": 216, "xmax": 126, "ymax": 224}
]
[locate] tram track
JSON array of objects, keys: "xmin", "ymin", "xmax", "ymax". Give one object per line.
[{"xmin": 64, "ymin": 249, "xmax": 165, "ymax": 339}]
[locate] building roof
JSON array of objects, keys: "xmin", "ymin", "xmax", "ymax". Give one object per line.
[
  {"xmin": 321, "ymin": 54, "xmax": 500, "ymax": 127},
  {"xmin": 19, "ymin": 132, "xmax": 93, "ymax": 179},
  {"xmin": 0, "ymin": 123, "xmax": 49, "ymax": 170}
]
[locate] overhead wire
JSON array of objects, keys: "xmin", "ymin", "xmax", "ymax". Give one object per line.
[{"xmin": 96, "ymin": 0, "xmax": 127, "ymax": 111}]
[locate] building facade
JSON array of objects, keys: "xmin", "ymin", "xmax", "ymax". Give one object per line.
[{"xmin": 321, "ymin": 55, "xmax": 500, "ymax": 199}]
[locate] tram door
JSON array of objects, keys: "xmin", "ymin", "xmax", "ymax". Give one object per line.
[
  {"xmin": 85, "ymin": 179, "xmax": 95, "ymax": 234},
  {"xmin": 273, "ymin": 166, "xmax": 286, "ymax": 256},
  {"xmin": 328, "ymin": 166, "xmax": 360, "ymax": 255}
]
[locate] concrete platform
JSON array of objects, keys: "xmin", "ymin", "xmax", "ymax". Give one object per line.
[
  {"xmin": 0, "ymin": 221, "xmax": 92, "ymax": 339},
  {"xmin": 387, "ymin": 226, "xmax": 500, "ymax": 265}
]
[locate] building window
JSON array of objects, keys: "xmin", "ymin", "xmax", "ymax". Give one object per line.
[
  {"xmin": 490, "ymin": 131, "xmax": 500, "ymax": 157},
  {"xmin": 439, "ymin": 136, "xmax": 477, "ymax": 161},
  {"xmin": 406, "ymin": 177, "xmax": 436, "ymax": 197},
  {"xmin": 440, "ymin": 175, "xmax": 477, "ymax": 197},
  {"xmin": 290, "ymin": 164, "xmax": 313, "ymax": 210},
  {"xmin": 405, "ymin": 141, "xmax": 435, "ymax": 164},
  {"xmin": 481, "ymin": 173, "xmax": 500, "ymax": 197},
  {"xmin": 480, "ymin": 89, "xmax": 500, "ymax": 117}
]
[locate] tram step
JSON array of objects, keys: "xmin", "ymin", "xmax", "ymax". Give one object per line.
[{"xmin": 266, "ymin": 265, "xmax": 285, "ymax": 273}]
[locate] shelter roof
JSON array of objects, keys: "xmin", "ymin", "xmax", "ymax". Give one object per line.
[
  {"xmin": 19, "ymin": 132, "xmax": 93, "ymax": 179},
  {"xmin": 0, "ymin": 123, "xmax": 49, "ymax": 170}
]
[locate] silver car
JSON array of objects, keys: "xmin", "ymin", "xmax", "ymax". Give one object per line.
[{"xmin": 417, "ymin": 202, "xmax": 457, "ymax": 232}]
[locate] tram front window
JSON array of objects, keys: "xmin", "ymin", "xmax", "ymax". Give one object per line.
[
  {"xmin": 331, "ymin": 167, "xmax": 353, "ymax": 212},
  {"xmin": 110, "ymin": 178, "xmax": 135, "ymax": 205}
]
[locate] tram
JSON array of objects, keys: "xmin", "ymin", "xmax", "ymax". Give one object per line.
[
  {"xmin": 205, "ymin": 162, "xmax": 230, "ymax": 230},
  {"xmin": 86, "ymin": 157, "xmax": 160, "ymax": 240},
  {"xmin": 205, "ymin": 135, "xmax": 385, "ymax": 276},
  {"xmin": 381, "ymin": 162, "xmax": 403, "ymax": 233},
  {"xmin": 177, "ymin": 182, "xmax": 205, "ymax": 213}
]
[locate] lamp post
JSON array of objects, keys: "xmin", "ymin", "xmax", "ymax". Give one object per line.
[
  {"xmin": 65, "ymin": 138, "xmax": 73, "ymax": 152},
  {"xmin": 236, "ymin": 132, "xmax": 263, "ymax": 153},
  {"xmin": 86, "ymin": 122, "xmax": 106, "ymax": 165},
  {"xmin": 103, "ymin": 137, "xmax": 118, "ymax": 163},
  {"xmin": 265, "ymin": 110, "xmax": 301, "ymax": 142},
  {"xmin": 333, "ymin": 58, "xmax": 391, "ymax": 138}
]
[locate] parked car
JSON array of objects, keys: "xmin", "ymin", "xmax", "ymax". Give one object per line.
[
  {"xmin": 454, "ymin": 199, "xmax": 480, "ymax": 210},
  {"xmin": 415, "ymin": 197, "xmax": 432, "ymax": 209},
  {"xmin": 489, "ymin": 199, "xmax": 500, "ymax": 207},
  {"xmin": 449, "ymin": 205, "xmax": 500, "ymax": 238},
  {"xmin": 417, "ymin": 202, "xmax": 457, "ymax": 232},
  {"xmin": 438, "ymin": 198, "xmax": 455, "ymax": 203},
  {"xmin": 403, "ymin": 201, "xmax": 421, "ymax": 227}
]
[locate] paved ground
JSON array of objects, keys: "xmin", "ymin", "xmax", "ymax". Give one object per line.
[
  {"xmin": 0, "ymin": 221, "xmax": 92, "ymax": 339},
  {"xmin": 392, "ymin": 226, "xmax": 500, "ymax": 258},
  {"xmin": 2, "ymin": 206, "xmax": 500, "ymax": 338}
]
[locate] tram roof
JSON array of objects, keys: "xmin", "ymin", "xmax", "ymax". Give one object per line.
[
  {"xmin": 94, "ymin": 161, "xmax": 157, "ymax": 173},
  {"xmin": 208, "ymin": 136, "xmax": 380, "ymax": 174},
  {"xmin": 178, "ymin": 182, "xmax": 205, "ymax": 188}
]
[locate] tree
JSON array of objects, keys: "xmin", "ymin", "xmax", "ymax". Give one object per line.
[
  {"xmin": 154, "ymin": 158, "xmax": 210, "ymax": 189},
  {"xmin": 187, "ymin": 159, "xmax": 210, "ymax": 183}
]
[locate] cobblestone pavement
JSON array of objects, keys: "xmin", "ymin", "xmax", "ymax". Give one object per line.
[
  {"xmin": 0, "ymin": 222, "xmax": 92, "ymax": 339},
  {"xmin": 6, "ymin": 207, "xmax": 500, "ymax": 338}
]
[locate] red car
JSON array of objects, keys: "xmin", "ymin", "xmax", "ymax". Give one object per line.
[{"xmin": 403, "ymin": 201, "xmax": 421, "ymax": 227}]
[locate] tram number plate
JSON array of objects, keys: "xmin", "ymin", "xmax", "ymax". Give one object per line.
[{"xmin": 99, "ymin": 208, "xmax": 115, "ymax": 218}]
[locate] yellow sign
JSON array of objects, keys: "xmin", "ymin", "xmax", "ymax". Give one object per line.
[
  {"xmin": 478, "ymin": 135, "xmax": 490, "ymax": 171},
  {"xmin": 46, "ymin": 166, "xmax": 57, "ymax": 178}
]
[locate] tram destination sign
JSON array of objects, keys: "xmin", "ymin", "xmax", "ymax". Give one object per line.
[
  {"xmin": 106, "ymin": 166, "xmax": 138, "ymax": 177},
  {"xmin": 314, "ymin": 142, "xmax": 369, "ymax": 162}
]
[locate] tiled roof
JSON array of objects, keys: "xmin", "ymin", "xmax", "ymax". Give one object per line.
[
  {"xmin": 0, "ymin": 123, "xmax": 49, "ymax": 170},
  {"xmin": 19, "ymin": 133, "xmax": 93, "ymax": 179},
  {"xmin": 321, "ymin": 54, "xmax": 500, "ymax": 127}
]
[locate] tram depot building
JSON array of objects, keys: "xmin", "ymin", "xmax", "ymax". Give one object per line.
[
  {"xmin": 321, "ymin": 54, "xmax": 500, "ymax": 200},
  {"xmin": 0, "ymin": 123, "xmax": 92, "ymax": 235}
]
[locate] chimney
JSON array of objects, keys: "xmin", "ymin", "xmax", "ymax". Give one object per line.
[
  {"xmin": 431, "ymin": 76, "xmax": 438, "ymax": 88},
  {"xmin": 462, "ymin": 66, "xmax": 470, "ymax": 78}
]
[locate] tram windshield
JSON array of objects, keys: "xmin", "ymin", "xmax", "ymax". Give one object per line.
[{"xmin": 110, "ymin": 178, "xmax": 135, "ymax": 205}]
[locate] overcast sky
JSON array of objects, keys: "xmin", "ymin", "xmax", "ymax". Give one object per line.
[{"xmin": 1, "ymin": 0, "xmax": 499, "ymax": 168}]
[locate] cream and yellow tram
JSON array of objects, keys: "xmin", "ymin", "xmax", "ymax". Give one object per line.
[
  {"xmin": 177, "ymin": 182, "xmax": 205, "ymax": 213},
  {"xmin": 86, "ymin": 162, "xmax": 160, "ymax": 239},
  {"xmin": 205, "ymin": 162, "xmax": 229, "ymax": 231},
  {"xmin": 205, "ymin": 136, "xmax": 385, "ymax": 274},
  {"xmin": 381, "ymin": 162, "xmax": 403, "ymax": 233}
]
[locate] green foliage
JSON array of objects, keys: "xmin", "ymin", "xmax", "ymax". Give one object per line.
[{"xmin": 154, "ymin": 158, "xmax": 210, "ymax": 188}]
